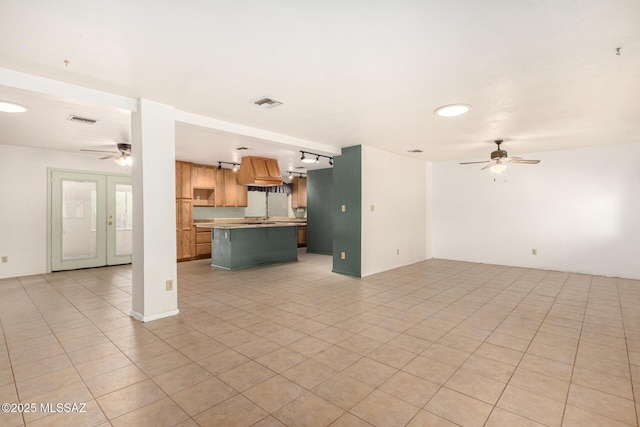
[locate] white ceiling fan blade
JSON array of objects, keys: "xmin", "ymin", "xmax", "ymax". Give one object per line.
[
  {"xmin": 81, "ymin": 149, "xmax": 118, "ymax": 154},
  {"xmin": 504, "ymin": 156, "xmax": 521, "ymax": 163},
  {"xmin": 99, "ymin": 155, "xmax": 118, "ymax": 160},
  {"xmin": 481, "ymin": 161, "xmax": 496, "ymax": 170},
  {"xmin": 511, "ymin": 159, "xmax": 540, "ymax": 164},
  {"xmin": 459, "ymin": 161, "xmax": 490, "ymax": 165}
]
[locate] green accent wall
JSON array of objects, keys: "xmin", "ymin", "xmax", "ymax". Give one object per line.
[
  {"xmin": 332, "ymin": 145, "xmax": 361, "ymax": 276},
  {"xmin": 307, "ymin": 168, "xmax": 333, "ymax": 255}
]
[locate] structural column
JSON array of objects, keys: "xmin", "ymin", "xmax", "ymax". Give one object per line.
[{"xmin": 130, "ymin": 99, "xmax": 178, "ymax": 321}]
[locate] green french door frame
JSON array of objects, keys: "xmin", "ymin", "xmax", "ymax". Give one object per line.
[{"xmin": 49, "ymin": 169, "xmax": 132, "ymax": 271}]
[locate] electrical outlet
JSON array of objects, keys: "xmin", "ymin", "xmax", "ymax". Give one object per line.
[
  {"xmin": 396, "ymin": 249, "xmax": 399, "ymax": 255},
  {"xmin": 531, "ymin": 249, "xmax": 537, "ymax": 255},
  {"xmin": 370, "ymin": 204, "xmax": 375, "ymax": 212},
  {"xmin": 340, "ymin": 252, "xmax": 346, "ymax": 260},
  {"xmin": 341, "ymin": 205, "xmax": 346, "ymax": 212},
  {"xmin": 165, "ymin": 279, "xmax": 174, "ymax": 291},
  {"xmin": 1, "ymin": 256, "xmax": 7, "ymax": 263}
]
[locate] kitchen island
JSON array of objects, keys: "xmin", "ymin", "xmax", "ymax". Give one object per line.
[{"xmin": 197, "ymin": 222, "xmax": 300, "ymax": 270}]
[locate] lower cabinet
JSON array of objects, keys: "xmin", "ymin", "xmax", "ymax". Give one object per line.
[
  {"xmin": 194, "ymin": 227, "xmax": 212, "ymax": 258},
  {"xmin": 176, "ymin": 200, "xmax": 193, "ymax": 260},
  {"xmin": 297, "ymin": 225, "xmax": 307, "ymax": 248}
]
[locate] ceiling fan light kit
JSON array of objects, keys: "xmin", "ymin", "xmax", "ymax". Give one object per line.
[
  {"xmin": 434, "ymin": 104, "xmax": 471, "ymax": 117},
  {"xmin": 459, "ymin": 140, "xmax": 540, "ymax": 173}
]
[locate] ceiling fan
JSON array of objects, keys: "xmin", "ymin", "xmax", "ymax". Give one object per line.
[
  {"xmin": 459, "ymin": 140, "xmax": 540, "ymax": 173},
  {"xmin": 81, "ymin": 142, "xmax": 132, "ymax": 166}
]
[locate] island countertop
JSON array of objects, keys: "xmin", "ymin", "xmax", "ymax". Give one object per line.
[{"xmin": 196, "ymin": 222, "xmax": 304, "ymax": 230}]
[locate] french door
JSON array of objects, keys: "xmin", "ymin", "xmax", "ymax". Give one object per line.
[{"xmin": 50, "ymin": 170, "xmax": 132, "ymax": 271}]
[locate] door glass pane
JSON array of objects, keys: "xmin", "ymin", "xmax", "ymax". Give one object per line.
[
  {"xmin": 62, "ymin": 180, "xmax": 97, "ymax": 260},
  {"xmin": 114, "ymin": 183, "xmax": 133, "ymax": 256}
]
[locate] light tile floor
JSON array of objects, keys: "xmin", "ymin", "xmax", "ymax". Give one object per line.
[{"xmin": 1, "ymin": 251, "xmax": 639, "ymax": 426}]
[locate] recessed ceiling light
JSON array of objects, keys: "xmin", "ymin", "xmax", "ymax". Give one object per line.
[
  {"xmin": 0, "ymin": 101, "xmax": 29, "ymax": 113},
  {"xmin": 434, "ymin": 104, "xmax": 471, "ymax": 117}
]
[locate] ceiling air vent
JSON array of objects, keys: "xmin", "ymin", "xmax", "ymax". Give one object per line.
[
  {"xmin": 254, "ymin": 97, "xmax": 283, "ymax": 109},
  {"xmin": 407, "ymin": 149, "xmax": 423, "ymax": 153},
  {"xmin": 68, "ymin": 115, "xmax": 98, "ymax": 124},
  {"xmin": 236, "ymin": 147, "xmax": 251, "ymax": 151}
]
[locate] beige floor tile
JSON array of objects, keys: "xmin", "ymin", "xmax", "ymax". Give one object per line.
[
  {"xmin": 406, "ymin": 410, "xmax": 459, "ymax": 427},
  {"xmin": 218, "ymin": 360, "xmax": 276, "ymax": 392},
  {"xmin": 96, "ymin": 379, "xmax": 166, "ymax": 419},
  {"xmin": 562, "ymin": 404, "xmax": 635, "ymax": 427},
  {"xmin": 134, "ymin": 350, "xmax": 191, "ymax": 377},
  {"xmin": 287, "ymin": 336, "xmax": 333, "ymax": 358},
  {"xmin": 421, "ymin": 342, "xmax": 471, "ymax": 368},
  {"xmin": 518, "ymin": 353, "xmax": 573, "ymax": 382},
  {"xmin": 367, "ymin": 343, "xmax": 416, "ymax": 369},
  {"xmin": 484, "ymin": 407, "xmax": 546, "ymax": 427},
  {"xmin": 274, "ymin": 392, "xmax": 344, "ymax": 426},
  {"xmin": 152, "ymin": 362, "xmax": 212, "ymax": 394},
  {"xmin": 195, "ymin": 394, "xmax": 267, "ymax": 427},
  {"xmin": 23, "ymin": 382, "xmax": 94, "ymax": 423},
  {"xmin": 252, "ymin": 415, "xmax": 287, "ymax": 427},
  {"xmin": 111, "ymin": 397, "xmax": 189, "ymax": 427},
  {"xmin": 351, "ymin": 390, "xmax": 420, "ymax": 427},
  {"xmin": 330, "ymin": 412, "xmax": 373, "ymax": 426},
  {"xmin": 282, "ymin": 358, "xmax": 338, "ymax": 389},
  {"xmin": 234, "ymin": 337, "xmax": 281, "ymax": 359},
  {"xmin": 475, "ymin": 342, "xmax": 523, "ymax": 366},
  {"xmin": 264, "ymin": 327, "xmax": 307, "ymax": 346},
  {"xmin": 461, "ymin": 354, "xmax": 516, "ymax": 383},
  {"xmin": 312, "ymin": 372, "xmax": 374, "ymax": 410},
  {"xmin": 387, "ymin": 333, "xmax": 433, "ymax": 354},
  {"xmin": 567, "ymin": 383, "xmax": 637, "ymax": 425},
  {"xmin": 486, "ymin": 332, "xmax": 531, "ymax": 352},
  {"xmin": 571, "ymin": 366, "xmax": 634, "ymax": 399},
  {"xmin": 27, "ymin": 399, "xmax": 107, "ymax": 427},
  {"xmin": 243, "ymin": 375, "xmax": 306, "ymax": 413},
  {"xmin": 343, "ymin": 357, "xmax": 397, "ymax": 387},
  {"xmin": 527, "ymin": 341, "xmax": 576, "ymax": 364},
  {"xmin": 312, "ymin": 346, "xmax": 362, "ymax": 371},
  {"xmin": 379, "ymin": 371, "xmax": 440, "ymax": 407},
  {"xmin": 170, "ymin": 377, "xmax": 236, "ymax": 416},
  {"xmin": 337, "ymin": 335, "xmax": 383, "ymax": 356},
  {"xmin": 84, "ymin": 364, "xmax": 148, "ymax": 397},
  {"xmin": 198, "ymin": 348, "xmax": 250, "ymax": 375},
  {"xmin": 16, "ymin": 366, "xmax": 83, "ymax": 400},
  {"xmin": 445, "ymin": 369, "xmax": 506, "ymax": 404},
  {"xmin": 574, "ymin": 352, "xmax": 631, "ymax": 379},
  {"xmin": 437, "ymin": 332, "xmax": 483, "ymax": 353},
  {"xmin": 403, "ymin": 355, "xmax": 457, "ymax": 385},
  {"xmin": 11, "ymin": 353, "xmax": 72, "ymax": 382},
  {"xmin": 497, "ymin": 385, "xmax": 565, "ymax": 427},
  {"xmin": 256, "ymin": 347, "xmax": 307, "ymax": 373},
  {"xmin": 425, "ymin": 387, "xmax": 493, "ymax": 427},
  {"xmin": 75, "ymin": 352, "xmax": 133, "ymax": 379},
  {"xmin": 312, "ymin": 326, "xmax": 354, "ymax": 344},
  {"xmin": 508, "ymin": 367, "xmax": 570, "ymax": 402}
]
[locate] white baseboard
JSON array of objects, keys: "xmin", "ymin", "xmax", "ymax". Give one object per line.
[{"xmin": 130, "ymin": 308, "xmax": 179, "ymax": 322}]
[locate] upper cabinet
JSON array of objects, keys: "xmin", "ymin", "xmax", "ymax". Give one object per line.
[
  {"xmin": 237, "ymin": 156, "xmax": 283, "ymax": 186},
  {"xmin": 175, "ymin": 161, "xmax": 192, "ymax": 199},
  {"xmin": 191, "ymin": 165, "xmax": 215, "ymax": 189},
  {"xmin": 291, "ymin": 176, "xmax": 307, "ymax": 208}
]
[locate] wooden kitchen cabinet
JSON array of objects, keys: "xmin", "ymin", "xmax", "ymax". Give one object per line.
[
  {"xmin": 194, "ymin": 227, "xmax": 212, "ymax": 258},
  {"xmin": 176, "ymin": 199, "xmax": 194, "ymax": 260},
  {"xmin": 175, "ymin": 161, "xmax": 192, "ymax": 199},
  {"xmin": 213, "ymin": 168, "xmax": 247, "ymax": 207},
  {"xmin": 297, "ymin": 225, "xmax": 307, "ymax": 247},
  {"xmin": 291, "ymin": 176, "xmax": 307, "ymax": 208},
  {"xmin": 191, "ymin": 165, "xmax": 215, "ymax": 189}
]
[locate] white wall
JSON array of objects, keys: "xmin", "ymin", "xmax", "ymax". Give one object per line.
[
  {"xmin": 361, "ymin": 145, "xmax": 428, "ymax": 277},
  {"xmin": 432, "ymin": 142, "xmax": 640, "ymax": 279},
  {"xmin": 0, "ymin": 144, "xmax": 128, "ymax": 279}
]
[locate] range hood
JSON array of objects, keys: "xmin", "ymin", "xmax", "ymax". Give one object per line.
[{"xmin": 237, "ymin": 156, "xmax": 283, "ymax": 186}]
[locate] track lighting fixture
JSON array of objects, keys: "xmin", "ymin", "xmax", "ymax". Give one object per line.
[
  {"xmin": 286, "ymin": 171, "xmax": 307, "ymax": 178},
  {"xmin": 217, "ymin": 161, "xmax": 240, "ymax": 171},
  {"xmin": 299, "ymin": 151, "xmax": 333, "ymax": 166}
]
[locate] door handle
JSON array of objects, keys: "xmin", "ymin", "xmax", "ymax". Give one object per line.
[{"xmin": 108, "ymin": 221, "xmax": 113, "ymax": 225}]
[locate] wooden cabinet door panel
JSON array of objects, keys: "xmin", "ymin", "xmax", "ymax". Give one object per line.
[{"xmin": 224, "ymin": 169, "xmax": 237, "ymax": 206}]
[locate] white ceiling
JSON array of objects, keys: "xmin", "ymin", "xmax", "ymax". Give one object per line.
[{"xmin": 0, "ymin": 1, "xmax": 639, "ymax": 164}]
